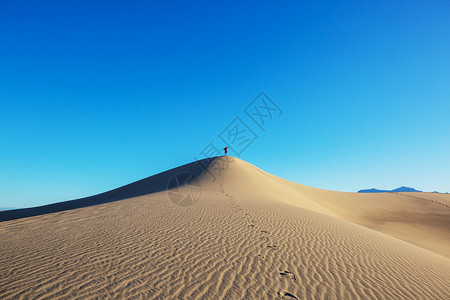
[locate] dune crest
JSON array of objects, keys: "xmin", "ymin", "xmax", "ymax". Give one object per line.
[{"xmin": 1, "ymin": 156, "xmax": 449, "ymax": 299}]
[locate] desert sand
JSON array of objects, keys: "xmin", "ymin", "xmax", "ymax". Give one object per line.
[{"xmin": 0, "ymin": 156, "xmax": 449, "ymax": 299}]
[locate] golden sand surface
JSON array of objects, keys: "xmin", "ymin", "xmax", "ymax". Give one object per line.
[{"xmin": 1, "ymin": 157, "xmax": 449, "ymax": 299}]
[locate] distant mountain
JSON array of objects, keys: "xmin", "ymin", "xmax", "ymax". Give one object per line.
[
  {"xmin": 358, "ymin": 186, "xmax": 423, "ymax": 193},
  {"xmin": 391, "ymin": 186, "xmax": 423, "ymax": 192},
  {"xmin": 358, "ymin": 188, "xmax": 391, "ymax": 193}
]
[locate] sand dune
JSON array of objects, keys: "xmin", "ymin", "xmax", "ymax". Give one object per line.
[
  {"xmin": 0, "ymin": 158, "xmax": 217, "ymax": 222},
  {"xmin": 1, "ymin": 156, "xmax": 449, "ymax": 299}
]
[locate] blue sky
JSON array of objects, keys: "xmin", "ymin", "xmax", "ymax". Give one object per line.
[{"xmin": 1, "ymin": 0, "xmax": 449, "ymax": 208}]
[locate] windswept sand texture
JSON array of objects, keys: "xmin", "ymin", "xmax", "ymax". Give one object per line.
[{"xmin": 1, "ymin": 157, "xmax": 449, "ymax": 299}]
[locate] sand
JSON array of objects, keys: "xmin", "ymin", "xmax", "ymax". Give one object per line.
[{"xmin": 0, "ymin": 156, "xmax": 449, "ymax": 299}]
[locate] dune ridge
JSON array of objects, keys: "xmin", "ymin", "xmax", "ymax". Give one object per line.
[
  {"xmin": 1, "ymin": 156, "xmax": 449, "ymax": 299},
  {"xmin": 0, "ymin": 158, "xmax": 217, "ymax": 222}
]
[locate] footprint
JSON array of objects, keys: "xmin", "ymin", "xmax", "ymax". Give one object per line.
[
  {"xmin": 261, "ymin": 230, "xmax": 269, "ymax": 234},
  {"xmin": 277, "ymin": 291, "xmax": 298, "ymax": 299},
  {"xmin": 279, "ymin": 270, "xmax": 297, "ymax": 281},
  {"xmin": 267, "ymin": 245, "xmax": 278, "ymax": 250}
]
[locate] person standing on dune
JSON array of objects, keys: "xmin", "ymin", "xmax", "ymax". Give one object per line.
[{"xmin": 223, "ymin": 146, "xmax": 229, "ymax": 156}]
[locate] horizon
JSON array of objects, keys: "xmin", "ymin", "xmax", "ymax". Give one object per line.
[
  {"xmin": 0, "ymin": 155, "xmax": 448, "ymax": 211},
  {"xmin": 1, "ymin": 1, "xmax": 449, "ymax": 208}
]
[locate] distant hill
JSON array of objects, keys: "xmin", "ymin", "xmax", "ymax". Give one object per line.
[{"xmin": 358, "ymin": 186, "xmax": 423, "ymax": 193}]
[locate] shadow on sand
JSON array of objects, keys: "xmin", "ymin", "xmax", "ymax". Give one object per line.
[{"xmin": 0, "ymin": 157, "xmax": 218, "ymax": 222}]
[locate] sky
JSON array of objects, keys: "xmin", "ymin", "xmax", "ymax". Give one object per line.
[{"xmin": 1, "ymin": 0, "xmax": 449, "ymax": 208}]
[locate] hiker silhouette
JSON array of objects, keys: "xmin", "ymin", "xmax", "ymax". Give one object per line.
[{"xmin": 223, "ymin": 147, "xmax": 229, "ymax": 156}]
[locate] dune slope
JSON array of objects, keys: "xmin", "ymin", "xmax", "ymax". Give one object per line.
[
  {"xmin": 0, "ymin": 156, "xmax": 449, "ymax": 299},
  {"xmin": 0, "ymin": 158, "xmax": 217, "ymax": 222}
]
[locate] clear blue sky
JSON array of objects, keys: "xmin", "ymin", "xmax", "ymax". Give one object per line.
[{"xmin": 1, "ymin": 0, "xmax": 449, "ymax": 208}]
